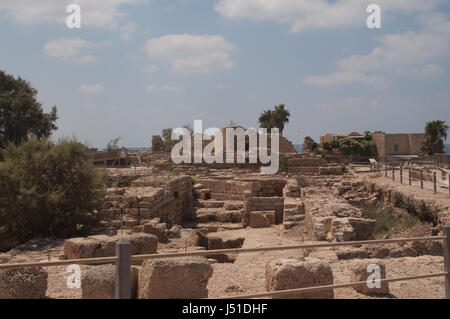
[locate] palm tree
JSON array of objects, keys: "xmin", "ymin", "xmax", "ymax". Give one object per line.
[
  {"xmin": 422, "ymin": 120, "xmax": 448, "ymax": 154},
  {"xmin": 258, "ymin": 104, "xmax": 291, "ymax": 135},
  {"xmin": 273, "ymin": 104, "xmax": 290, "ymax": 135},
  {"xmin": 258, "ymin": 109, "xmax": 274, "ymax": 129}
]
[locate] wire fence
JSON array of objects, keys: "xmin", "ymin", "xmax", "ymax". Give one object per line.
[{"xmin": 0, "ymin": 229, "xmax": 449, "ymax": 299}]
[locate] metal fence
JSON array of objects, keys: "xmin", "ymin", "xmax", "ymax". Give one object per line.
[
  {"xmin": 1, "ymin": 225, "xmax": 450, "ymax": 299},
  {"xmin": 378, "ymin": 162, "xmax": 450, "ymax": 198}
]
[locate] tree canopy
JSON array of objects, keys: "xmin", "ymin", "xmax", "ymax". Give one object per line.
[
  {"xmin": 0, "ymin": 71, "xmax": 58, "ymax": 148},
  {"xmin": 107, "ymin": 137, "xmax": 121, "ymax": 151},
  {"xmin": 152, "ymin": 128, "xmax": 178, "ymax": 152},
  {"xmin": 422, "ymin": 120, "xmax": 448, "ymax": 154},
  {"xmin": 0, "ymin": 138, "xmax": 106, "ymax": 251},
  {"xmin": 258, "ymin": 104, "xmax": 290, "ymax": 135}
]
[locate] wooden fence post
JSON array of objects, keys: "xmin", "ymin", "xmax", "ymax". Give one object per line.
[
  {"xmin": 385, "ymin": 164, "xmax": 388, "ymax": 177},
  {"xmin": 400, "ymin": 166, "xmax": 403, "ymax": 184},
  {"xmin": 115, "ymin": 239, "xmax": 131, "ymax": 299},
  {"xmin": 392, "ymin": 166, "xmax": 395, "ymax": 181},
  {"xmin": 443, "ymin": 224, "xmax": 450, "ymax": 299},
  {"xmin": 420, "ymin": 170, "xmax": 424, "ymax": 189},
  {"xmin": 433, "ymin": 172, "xmax": 437, "ymax": 194},
  {"xmin": 409, "ymin": 167, "xmax": 412, "ymax": 186}
]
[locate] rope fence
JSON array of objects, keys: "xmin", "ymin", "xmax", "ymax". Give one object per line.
[{"xmin": 1, "ymin": 227, "xmax": 449, "ymax": 299}]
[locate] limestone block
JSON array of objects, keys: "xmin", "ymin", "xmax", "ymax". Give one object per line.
[{"xmin": 265, "ymin": 258, "xmax": 334, "ymax": 299}]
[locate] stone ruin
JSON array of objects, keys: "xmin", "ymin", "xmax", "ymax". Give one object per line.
[
  {"xmin": 302, "ymin": 186, "xmax": 376, "ymax": 242},
  {"xmin": 1, "ymin": 146, "xmax": 448, "ymax": 299}
]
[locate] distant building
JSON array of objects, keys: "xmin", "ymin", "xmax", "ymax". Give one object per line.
[
  {"xmin": 372, "ymin": 132, "xmax": 425, "ymax": 157},
  {"xmin": 320, "ymin": 132, "xmax": 365, "ymax": 144}
]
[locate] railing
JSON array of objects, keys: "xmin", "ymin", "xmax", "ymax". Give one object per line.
[
  {"xmin": 381, "ymin": 162, "xmax": 450, "ymax": 197},
  {"xmin": 352, "ymin": 161, "xmax": 450, "ymax": 198},
  {"xmin": 1, "ymin": 226, "xmax": 449, "ymax": 299}
]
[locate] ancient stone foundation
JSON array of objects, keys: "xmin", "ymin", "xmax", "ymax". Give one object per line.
[
  {"xmin": 265, "ymin": 258, "xmax": 334, "ymax": 299},
  {"xmin": 81, "ymin": 264, "xmax": 139, "ymax": 299},
  {"xmin": 244, "ymin": 196, "xmax": 284, "ymax": 226},
  {"xmin": 63, "ymin": 233, "xmax": 158, "ymax": 259},
  {"xmin": 138, "ymin": 257, "xmax": 213, "ymax": 299},
  {"xmin": 302, "ymin": 186, "xmax": 375, "ymax": 242},
  {"xmin": 339, "ymin": 179, "xmax": 450, "ymax": 229},
  {"xmin": 349, "ymin": 259, "xmax": 389, "ymax": 295},
  {"xmin": 0, "ymin": 267, "xmax": 48, "ymax": 299},
  {"xmin": 101, "ymin": 175, "xmax": 193, "ymax": 230}
]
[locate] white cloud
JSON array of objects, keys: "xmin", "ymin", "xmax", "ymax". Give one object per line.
[
  {"xmin": 77, "ymin": 84, "xmax": 105, "ymax": 94},
  {"xmin": 144, "ymin": 65, "xmax": 159, "ymax": 73},
  {"xmin": 304, "ymin": 71, "xmax": 388, "ymax": 87},
  {"xmin": 214, "ymin": 0, "xmax": 443, "ymax": 32},
  {"xmin": 44, "ymin": 38, "xmax": 90, "ymax": 58},
  {"xmin": 145, "ymin": 85, "xmax": 157, "ymax": 92},
  {"xmin": 44, "ymin": 37, "xmax": 105, "ymax": 63},
  {"xmin": 304, "ymin": 12, "xmax": 450, "ymax": 86},
  {"xmin": 144, "ymin": 34, "xmax": 236, "ymax": 74},
  {"xmin": 75, "ymin": 55, "xmax": 100, "ymax": 64},
  {"xmin": 120, "ymin": 22, "xmax": 137, "ymax": 40},
  {"xmin": 0, "ymin": 0, "xmax": 146, "ymax": 29},
  {"xmin": 146, "ymin": 85, "xmax": 185, "ymax": 93},
  {"xmin": 337, "ymin": 31, "xmax": 449, "ymax": 74}
]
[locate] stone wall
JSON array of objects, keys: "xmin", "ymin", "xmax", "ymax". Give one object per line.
[
  {"xmin": 244, "ymin": 196, "xmax": 284, "ymax": 226},
  {"xmin": 197, "ymin": 177, "xmax": 286, "ymax": 201},
  {"xmin": 339, "ymin": 179, "xmax": 450, "ymax": 229},
  {"xmin": 302, "ymin": 187, "xmax": 375, "ymax": 242},
  {"xmin": 101, "ymin": 175, "xmax": 192, "ymax": 228},
  {"xmin": 373, "ymin": 133, "xmax": 425, "ymax": 157}
]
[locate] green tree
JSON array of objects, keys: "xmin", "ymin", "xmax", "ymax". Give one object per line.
[
  {"xmin": 338, "ymin": 138, "xmax": 376, "ymax": 156},
  {"xmin": 162, "ymin": 128, "xmax": 177, "ymax": 152},
  {"xmin": 151, "ymin": 135, "xmax": 164, "ymax": 152},
  {"xmin": 258, "ymin": 109, "xmax": 274, "ymax": 129},
  {"xmin": 258, "ymin": 104, "xmax": 290, "ymax": 135},
  {"xmin": 106, "ymin": 137, "xmax": 121, "ymax": 151},
  {"xmin": 273, "ymin": 104, "xmax": 290, "ymax": 135},
  {"xmin": 422, "ymin": 120, "xmax": 448, "ymax": 154},
  {"xmin": 0, "ymin": 71, "xmax": 58, "ymax": 148},
  {"xmin": 330, "ymin": 140, "xmax": 340, "ymax": 149},
  {"xmin": 363, "ymin": 131, "xmax": 373, "ymax": 141},
  {"xmin": 0, "ymin": 138, "xmax": 106, "ymax": 250}
]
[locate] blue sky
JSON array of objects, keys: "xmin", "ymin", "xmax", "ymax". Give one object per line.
[{"xmin": 1, "ymin": 0, "xmax": 450, "ymax": 148}]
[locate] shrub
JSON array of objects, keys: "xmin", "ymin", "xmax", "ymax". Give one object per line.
[
  {"xmin": 0, "ymin": 138, "xmax": 106, "ymax": 250},
  {"xmin": 323, "ymin": 142, "xmax": 331, "ymax": 151},
  {"xmin": 330, "ymin": 140, "xmax": 339, "ymax": 149},
  {"xmin": 360, "ymin": 203, "xmax": 417, "ymax": 236},
  {"xmin": 338, "ymin": 138, "xmax": 376, "ymax": 156},
  {"xmin": 315, "ymin": 149, "xmax": 328, "ymax": 157},
  {"xmin": 151, "ymin": 135, "xmax": 164, "ymax": 152}
]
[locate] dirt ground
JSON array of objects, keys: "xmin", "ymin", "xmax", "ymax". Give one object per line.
[
  {"xmin": 4, "ymin": 223, "xmax": 446, "ymax": 299},
  {"xmin": 206, "ymin": 226, "xmax": 445, "ymax": 299}
]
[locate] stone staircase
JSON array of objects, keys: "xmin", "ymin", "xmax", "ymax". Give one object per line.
[
  {"xmin": 283, "ymin": 197, "xmax": 305, "ymax": 229},
  {"xmin": 191, "ymin": 183, "xmax": 245, "ymax": 225}
]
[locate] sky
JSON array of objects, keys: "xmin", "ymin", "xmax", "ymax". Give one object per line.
[{"xmin": 1, "ymin": 0, "xmax": 450, "ymax": 149}]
